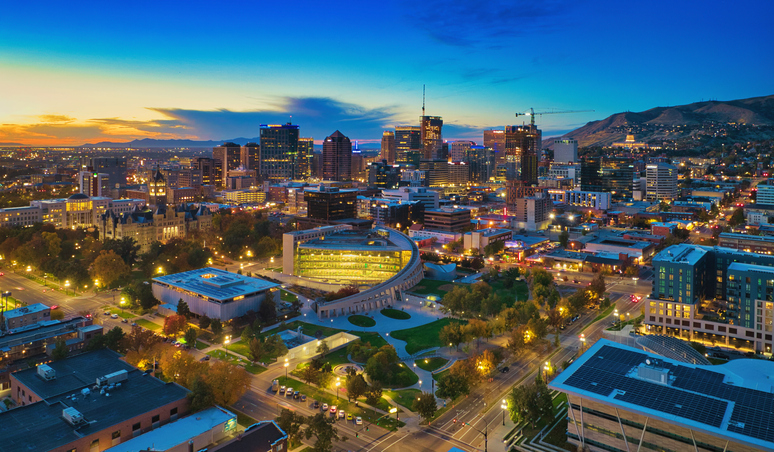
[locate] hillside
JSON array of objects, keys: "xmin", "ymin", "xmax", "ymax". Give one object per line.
[{"xmin": 561, "ymin": 94, "xmax": 774, "ymax": 148}]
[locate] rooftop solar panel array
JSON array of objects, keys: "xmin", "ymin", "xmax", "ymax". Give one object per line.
[{"xmin": 563, "ymin": 344, "xmax": 774, "ymax": 444}]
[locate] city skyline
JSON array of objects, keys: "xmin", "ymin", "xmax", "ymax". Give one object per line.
[{"xmin": 1, "ymin": 0, "xmax": 772, "ymax": 146}]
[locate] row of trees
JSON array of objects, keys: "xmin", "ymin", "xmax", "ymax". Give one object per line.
[
  {"xmin": 276, "ymin": 409, "xmax": 344, "ymax": 452},
  {"xmin": 435, "ymin": 349, "xmax": 504, "ymax": 401}
]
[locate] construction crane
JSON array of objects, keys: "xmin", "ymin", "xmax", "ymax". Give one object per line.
[{"xmin": 515, "ymin": 108, "xmax": 595, "ymax": 127}]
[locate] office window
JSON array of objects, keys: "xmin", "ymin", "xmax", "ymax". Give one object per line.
[{"xmin": 90, "ymin": 439, "xmax": 99, "ymax": 452}]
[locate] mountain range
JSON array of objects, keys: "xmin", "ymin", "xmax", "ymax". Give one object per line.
[
  {"xmin": 559, "ymin": 94, "xmax": 774, "ymax": 147},
  {"xmin": 78, "ymin": 95, "xmax": 774, "ymax": 149}
]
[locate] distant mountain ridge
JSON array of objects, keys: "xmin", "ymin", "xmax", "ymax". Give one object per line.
[
  {"xmin": 81, "ymin": 137, "xmax": 261, "ymax": 148},
  {"xmin": 561, "ymin": 94, "xmax": 774, "ymax": 147}
]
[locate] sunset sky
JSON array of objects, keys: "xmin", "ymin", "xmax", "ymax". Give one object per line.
[{"xmin": 1, "ymin": 0, "xmax": 772, "ymax": 146}]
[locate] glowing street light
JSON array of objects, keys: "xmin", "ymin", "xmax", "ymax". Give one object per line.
[
  {"xmin": 501, "ymin": 399, "xmax": 508, "ymax": 425},
  {"xmin": 120, "ymin": 296, "xmax": 126, "ymax": 313},
  {"xmin": 284, "ymin": 358, "xmax": 289, "ymax": 380},
  {"xmin": 336, "ymin": 377, "xmax": 341, "ymax": 401}
]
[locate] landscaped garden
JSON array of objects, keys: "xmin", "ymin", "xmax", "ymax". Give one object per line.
[
  {"xmin": 390, "ymin": 318, "xmax": 468, "ymax": 355},
  {"xmin": 415, "ymin": 357, "xmax": 448, "ymax": 372},
  {"xmin": 409, "ymin": 279, "xmax": 460, "ymax": 296},
  {"xmin": 380, "ymin": 308, "xmax": 411, "ymax": 320},
  {"xmin": 348, "ymin": 315, "xmax": 376, "ymax": 328},
  {"xmin": 135, "ymin": 318, "xmax": 161, "ymax": 331},
  {"xmin": 384, "ymin": 388, "xmax": 421, "ymax": 411}
]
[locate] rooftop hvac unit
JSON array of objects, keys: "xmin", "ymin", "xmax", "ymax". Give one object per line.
[
  {"xmin": 37, "ymin": 364, "xmax": 56, "ymax": 381},
  {"xmin": 96, "ymin": 369, "xmax": 128, "ymax": 387},
  {"xmin": 62, "ymin": 407, "xmax": 85, "ymax": 426}
]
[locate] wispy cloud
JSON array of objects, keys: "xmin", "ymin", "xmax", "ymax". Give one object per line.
[{"xmin": 403, "ymin": 0, "xmax": 572, "ymax": 48}]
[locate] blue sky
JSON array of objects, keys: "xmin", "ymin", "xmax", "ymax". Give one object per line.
[{"xmin": 1, "ymin": 0, "xmax": 772, "ymax": 146}]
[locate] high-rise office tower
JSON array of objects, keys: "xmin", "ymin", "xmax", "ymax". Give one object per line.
[
  {"xmin": 192, "ymin": 157, "xmax": 216, "ymax": 186},
  {"xmin": 420, "ymin": 116, "xmax": 443, "ymax": 159},
  {"xmin": 322, "ymin": 130, "xmax": 353, "ymax": 181},
  {"xmin": 646, "ymin": 163, "xmax": 678, "ymax": 201},
  {"xmin": 450, "ymin": 141, "xmax": 474, "ymax": 163},
  {"xmin": 395, "ymin": 126, "xmax": 422, "ymax": 166},
  {"xmin": 212, "ymin": 142, "xmax": 242, "ymax": 187},
  {"xmin": 504, "ymin": 125, "xmax": 540, "ymax": 185},
  {"xmin": 90, "ymin": 157, "xmax": 127, "ymax": 188},
  {"xmin": 78, "ymin": 171, "xmax": 109, "ymax": 197},
  {"xmin": 298, "ymin": 138, "xmax": 314, "ymax": 180},
  {"xmin": 241, "ymin": 143, "xmax": 259, "ymax": 171},
  {"xmin": 381, "ymin": 131, "xmax": 396, "ymax": 164},
  {"xmin": 466, "ymin": 146, "xmax": 494, "ymax": 183},
  {"xmin": 553, "ymin": 139, "xmax": 578, "ymax": 164},
  {"xmin": 260, "ymin": 123, "xmax": 300, "ymax": 181},
  {"xmin": 581, "ymin": 157, "xmax": 635, "ymax": 200},
  {"xmin": 484, "ymin": 129, "xmax": 506, "ymax": 166}
]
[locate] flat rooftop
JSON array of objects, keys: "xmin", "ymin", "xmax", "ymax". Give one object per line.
[
  {"xmin": 4, "ymin": 302, "xmax": 49, "ymax": 319},
  {"xmin": 719, "ymin": 232, "xmax": 774, "ymax": 242},
  {"xmin": 1, "ymin": 349, "xmax": 189, "ymax": 452},
  {"xmin": 209, "ymin": 421, "xmax": 287, "ymax": 452},
  {"xmin": 298, "ymin": 229, "xmax": 409, "ymax": 252},
  {"xmin": 467, "ymin": 228, "xmax": 511, "ymax": 237},
  {"xmin": 551, "ymin": 340, "xmax": 774, "ymax": 450},
  {"xmin": 652, "ymin": 244, "xmax": 709, "ymax": 265},
  {"xmin": 587, "ymin": 237, "xmax": 653, "ymax": 249},
  {"xmin": 728, "ymin": 261, "xmax": 774, "ymax": 275},
  {"xmin": 104, "ymin": 406, "xmax": 235, "ymax": 452},
  {"xmin": 0, "ymin": 317, "xmax": 91, "ymax": 352},
  {"xmin": 153, "ymin": 267, "xmax": 279, "ymax": 302}
]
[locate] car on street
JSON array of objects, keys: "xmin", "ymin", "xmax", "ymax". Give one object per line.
[
  {"xmin": 347, "ymin": 413, "xmax": 353, "ymax": 421},
  {"xmin": 111, "ymin": 314, "xmax": 119, "ymax": 319},
  {"xmin": 500, "ymin": 366, "xmax": 510, "ymax": 373},
  {"xmin": 279, "ymin": 385, "xmax": 286, "ymax": 395},
  {"xmin": 300, "ymin": 394, "xmax": 307, "ymax": 402},
  {"xmin": 286, "ymin": 388, "xmax": 294, "ymax": 397},
  {"xmin": 293, "ymin": 391, "xmax": 300, "ymax": 399},
  {"xmin": 338, "ymin": 410, "xmax": 345, "ymax": 419},
  {"xmin": 322, "ymin": 403, "xmax": 329, "ymax": 412},
  {"xmin": 50, "ymin": 305, "xmax": 58, "ymax": 310},
  {"xmin": 122, "ymin": 318, "xmax": 128, "ymax": 323},
  {"xmin": 313, "ymin": 400, "xmax": 319, "ymax": 409},
  {"xmin": 131, "ymin": 322, "xmax": 137, "ymax": 327},
  {"xmin": 330, "ymin": 405, "xmax": 337, "ymax": 414},
  {"xmin": 356, "ymin": 417, "xmax": 363, "ymax": 425}
]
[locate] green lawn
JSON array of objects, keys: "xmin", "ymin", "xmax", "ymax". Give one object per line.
[
  {"xmin": 259, "ymin": 320, "xmax": 345, "ymax": 341},
  {"xmin": 280, "ymin": 289, "xmax": 297, "ymax": 303},
  {"xmin": 387, "ymin": 362, "xmax": 419, "ymax": 388},
  {"xmin": 135, "ymin": 319, "xmax": 161, "ymax": 331},
  {"xmin": 244, "ymin": 362, "xmax": 268, "ymax": 374},
  {"xmin": 348, "ymin": 315, "xmax": 376, "ymax": 327},
  {"xmin": 277, "ymin": 376, "xmax": 404, "ymax": 430},
  {"xmin": 380, "ymin": 308, "xmax": 411, "ymax": 320},
  {"xmin": 410, "ymin": 279, "xmax": 459, "ymax": 296},
  {"xmin": 347, "ymin": 331, "xmax": 388, "ymax": 348},
  {"xmin": 226, "ymin": 341, "xmax": 252, "ymax": 358},
  {"xmin": 433, "ymin": 368, "xmax": 450, "ymax": 381},
  {"xmin": 195, "ymin": 340, "xmax": 209, "ymax": 350},
  {"xmin": 108, "ymin": 308, "xmax": 136, "ymax": 319},
  {"xmin": 207, "ymin": 349, "xmax": 241, "ymax": 363},
  {"xmin": 390, "ymin": 318, "xmax": 468, "ymax": 355},
  {"xmin": 231, "ymin": 408, "xmax": 258, "ymax": 428},
  {"xmin": 416, "ymin": 357, "xmax": 448, "ymax": 372},
  {"xmin": 385, "ymin": 389, "xmax": 421, "ymax": 411},
  {"xmin": 582, "ymin": 304, "xmax": 617, "ymax": 332},
  {"xmin": 489, "ymin": 279, "xmax": 529, "ymax": 306}
]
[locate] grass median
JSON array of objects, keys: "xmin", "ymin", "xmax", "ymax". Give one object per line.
[{"xmin": 391, "ymin": 318, "xmax": 467, "ymax": 355}]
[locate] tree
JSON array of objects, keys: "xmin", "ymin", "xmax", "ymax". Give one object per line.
[
  {"xmin": 316, "ymin": 341, "xmax": 330, "ymax": 358},
  {"xmin": 210, "ymin": 318, "xmax": 223, "ymax": 336},
  {"xmin": 439, "ymin": 322, "xmax": 466, "ymax": 350},
  {"xmin": 588, "ymin": 273, "xmax": 606, "ymax": 299},
  {"xmin": 258, "ymin": 290, "xmax": 277, "ymax": 323},
  {"xmin": 206, "ymin": 361, "xmax": 250, "ymax": 407},
  {"xmin": 346, "ymin": 373, "xmax": 368, "ymax": 401},
  {"xmin": 276, "ymin": 409, "xmax": 305, "ymax": 447},
  {"xmin": 101, "ymin": 237, "xmax": 141, "ymax": 266},
  {"xmin": 414, "ymin": 392, "xmax": 437, "ymax": 421},
  {"xmin": 199, "ymin": 315, "xmax": 211, "ymax": 329},
  {"xmin": 465, "ymin": 319, "xmax": 490, "ymax": 349},
  {"xmin": 558, "ymin": 230, "xmax": 569, "ymax": 248},
  {"xmin": 248, "ymin": 338, "xmax": 265, "ymax": 363},
  {"xmin": 184, "ymin": 327, "xmax": 197, "ymax": 346},
  {"xmin": 50, "ymin": 309, "xmax": 65, "ymax": 320},
  {"xmin": 436, "ymin": 372, "xmax": 470, "ymax": 400},
  {"xmin": 547, "ymin": 308, "xmax": 564, "ymax": 333},
  {"xmin": 729, "ymin": 207, "xmax": 745, "ymax": 226},
  {"xmin": 365, "ymin": 381, "xmax": 382, "ymax": 405},
  {"xmin": 188, "ymin": 377, "xmax": 216, "ymax": 412},
  {"xmin": 163, "ymin": 314, "xmax": 189, "ymax": 338},
  {"xmin": 177, "ymin": 299, "xmax": 191, "ymax": 318},
  {"xmin": 52, "ymin": 340, "xmax": 69, "ymax": 360},
  {"xmin": 506, "ymin": 377, "xmax": 554, "ymax": 427},
  {"xmin": 123, "ymin": 326, "xmax": 161, "ymax": 353},
  {"xmin": 89, "ymin": 250, "xmax": 131, "ymax": 288},
  {"xmin": 264, "ymin": 334, "xmax": 288, "ymax": 357},
  {"xmin": 483, "ymin": 240, "xmax": 505, "ymax": 257},
  {"xmin": 304, "ymin": 413, "xmax": 344, "ymax": 452},
  {"xmin": 301, "ymin": 364, "xmax": 321, "ymax": 386}
]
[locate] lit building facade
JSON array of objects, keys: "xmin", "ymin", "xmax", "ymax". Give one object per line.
[
  {"xmin": 322, "ymin": 130, "xmax": 352, "ymax": 181},
  {"xmin": 646, "ymin": 163, "xmax": 679, "ymax": 201},
  {"xmin": 297, "ymin": 138, "xmax": 314, "ymax": 180},
  {"xmin": 100, "ymin": 204, "xmax": 212, "ymax": 252},
  {"xmin": 420, "ymin": 116, "xmax": 443, "ymax": 159},
  {"xmin": 395, "ymin": 126, "xmax": 422, "ymax": 166},
  {"xmin": 212, "ymin": 143, "xmax": 242, "ymax": 187},
  {"xmin": 504, "ymin": 125, "xmax": 540, "ymax": 185},
  {"xmin": 380, "ymin": 131, "xmax": 396, "ymax": 164},
  {"xmin": 259, "ymin": 123, "xmax": 300, "ymax": 181}
]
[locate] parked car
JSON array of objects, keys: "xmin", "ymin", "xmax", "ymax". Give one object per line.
[
  {"xmin": 300, "ymin": 394, "xmax": 307, "ymax": 402},
  {"xmin": 356, "ymin": 417, "xmax": 363, "ymax": 425},
  {"xmin": 322, "ymin": 403, "xmax": 329, "ymax": 412},
  {"xmin": 279, "ymin": 386, "xmax": 286, "ymax": 395},
  {"xmin": 330, "ymin": 405, "xmax": 337, "ymax": 414},
  {"xmin": 313, "ymin": 400, "xmax": 320, "ymax": 409},
  {"xmin": 121, "ymin": 318, "xmax": 128, "ymax": 323},
  {"xmin": 286, "ymin": 388, "xmax": 294, "ymax": 397},
  {"xmin": 500, "ymin": 366, "xmax": 510, "ymax": 373},
  {"xmin": 111, "ymin": 314, "xmax": 119, "ymax": 319},
  {"xmin": 338, "ymin": 410, "xmax": 345, "ymax": 419},
  {"xmin": 293, "ymin": 391, "xmax": 300, "ymax": 399},
  {"xmin": 131, "ymin": 322, "xmax": 137, "ymax": 327},
  {"xmin": 347, "ymin": 413, "xmax": 353, "ymax": 421}
]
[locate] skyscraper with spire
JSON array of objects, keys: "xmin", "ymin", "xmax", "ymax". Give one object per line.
[{"xmin": 419, "ymin": 86, "xmax": 443, "ymax": 160}]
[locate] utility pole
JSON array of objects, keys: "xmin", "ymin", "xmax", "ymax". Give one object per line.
[{"xmin": 464, "ymin": 416, "xmax": 497, "ymax": 452}]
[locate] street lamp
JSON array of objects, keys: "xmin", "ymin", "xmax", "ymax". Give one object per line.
[
  {"xmin": 389, "ymin": 406, "xmax": 398, "ymax": 421},
  {"xmin": 580, "ymin": 333, "xmax": 586, "ymax": 351},
  {"xmin": 64, "ymin": 280, "xmax": 70, "ymax": 296},
  {"xmin": 419, "ymin": 380, "xmax": 422, "ymax": 390},
  {"xmin": 544, "ymin": 361, "xmax": 551, "ymax": 381},
  {"xmin": 157, "ymin": 266, "xmax": 164, "ymax": 275},
  {"xmin": 284, "ymin": 358, "xmax": 289, "ymax": 380},
  {"xmin": 501, "ymin": 399, "xmax": 507, "ymax": 425},
  {"xmin": 336, "ymin": 378, "xmax": 341, "ymax": 401},
  {"xmin": 120, "ymin": 297, "xmax": 126, "ymax": 314}
]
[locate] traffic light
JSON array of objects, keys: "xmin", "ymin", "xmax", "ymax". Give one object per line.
[
  {"xmin": 366, "ymin": 426, "xmax": 369, "ymax": 431},
  {"xmin": 453, "ymin": 418, "xmax": 457, "ymax": 424},
  {"xmin": 356, "ymin": 433, "xmax": 359, "ymax": 438}
]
